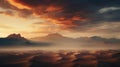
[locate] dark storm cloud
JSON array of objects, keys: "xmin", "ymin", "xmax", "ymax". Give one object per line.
[
  {"xmin": 7, "ymin": 0, "xmax": 120, "ymax": 20},
  {"xmin": 6, "ymin": 0, "xmax": 120, "ymax": 32},
  {"xmin": 100, "ymin": 10, "xmax": 120, "ymax": 22},
  {"xmin": 0, "ymin": 34, "xmax": 51, "ymax": 47}
]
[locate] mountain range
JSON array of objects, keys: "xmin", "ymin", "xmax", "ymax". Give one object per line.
[
  {"xmin": 32, "ymin": 33, "xmax": 120, "ymax": 44},
  {"xmin": 0, "ymin": 34, "xmax": 51, "ymax": 47},
  {"xmin": 0, "ymin": 33, "xmax": 120, "ymax": 49}
]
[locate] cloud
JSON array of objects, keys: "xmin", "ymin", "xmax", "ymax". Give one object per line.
[
  {"xmin": 74, "ymin": 22, "xmax": 120, "ymax": 33},
  {"xmin": 0, "ymin": 24, "xmax": 13, "ymax": 29},
  {"xmin": 6, "ymin": 0, "xmax": 89, "ymax": 27},
  {"xmin": 4, "ymin": 0, "xmax": 120, "ymax": 33},
  {"xmin": 0, "ymin": 0, "xmax": 119, "ymax": 38},
  {"xmin": 99, "ymin": 7, "xmax": 120, "ymax": 13},
  {"xmin": 0, "ymin": 0, "xmax": 33, "ymax": 18}
]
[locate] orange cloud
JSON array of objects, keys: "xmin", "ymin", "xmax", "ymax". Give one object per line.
[
  {"xmin": 7, "ymin": 0, "xmax": 30, "ymax": 9},
  {"xmin": 46, "ymin": 6, "xmax": 63, "ymax": 12},
  {"xmin": 6, "ymin": 0, "xmax": 89, "ymax": 30},
  {"xmin": 72, "ymin": 16, "xmax": 88, "ymax": 21}
]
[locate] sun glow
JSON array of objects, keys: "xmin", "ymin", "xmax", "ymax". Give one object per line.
[{"xmin": 0, "ymin": 14, "xmax": 46, "ymax": 38}]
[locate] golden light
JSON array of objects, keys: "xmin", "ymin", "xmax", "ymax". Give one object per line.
[{"xmin": 0, "ymin": 13, "xmax": 46, "ymax": 38}]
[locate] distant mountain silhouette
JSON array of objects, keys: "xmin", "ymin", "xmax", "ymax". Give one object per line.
[
  {"xmin": 32, "ymin": 33, "xmax": 120, "ymax": 46},
  {"xmin": 47, "ymin": 33, "xmax": 63, "ymax": 37},
  {"xmin": 0, "ymin": 34, "xmax": 51, "ymax": 47},
  {"xmin": 32, "ymin": 33, "xmax": 74, "ymax": 42}
]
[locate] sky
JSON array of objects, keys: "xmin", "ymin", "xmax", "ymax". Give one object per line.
[
  {"xmin": 0, "ymin": 0, "xmax": 120, "ymax": 39},
  {"xmin": 0, "ymin": 0, "xmax": 120, "ymax": 50}
]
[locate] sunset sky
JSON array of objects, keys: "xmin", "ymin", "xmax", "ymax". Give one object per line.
[
  {"xmin": 0, "ymin": 2, "xmax": 120, "ymax": 67},
  {"xmin": 0, "ymin": 0, "xmax": 120, "ymax": 39}
]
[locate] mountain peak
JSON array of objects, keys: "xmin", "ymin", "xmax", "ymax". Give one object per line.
[
  {"xmin": 47, "ymin": 33, "xmax": 63, "ymax": 38},
  {"xmin": 7, "ymin": 33, "xmax": 26, "ymax": 40},
  {"xmin": 31, "ymin": 33, "xmax": 74, "ymax": 42}
]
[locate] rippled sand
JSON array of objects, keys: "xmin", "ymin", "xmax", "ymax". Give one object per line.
[{"xmin": 0, "ymin": 50, "xmax": 120, "ymax": 67}]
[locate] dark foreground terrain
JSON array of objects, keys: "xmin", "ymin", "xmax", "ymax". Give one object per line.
[{"xmin": 0, "ymin": 50, "xmax": 120, "ymax": 67}]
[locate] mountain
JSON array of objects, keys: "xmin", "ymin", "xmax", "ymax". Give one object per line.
[
  {"xmin": 32, "ymin": 33, "xmax": 74, "ymax": 42},
  {"xmin": 32, "ymin": 34, "xmax": 120, "ymax": 46},
  {"xmin": 0, "ymin": 34, "xmax": 51, "ymax": 47},
  {"xmin": 6, "ymin": 33, "xmax": 26, "ymax": 40}
]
